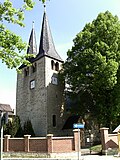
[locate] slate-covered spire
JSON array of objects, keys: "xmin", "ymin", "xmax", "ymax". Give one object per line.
[
  {"xmin": 38, "ymin": 9, "xmax": 63, "ymax": 62},
  {"xmin": 27, "ymin": 22, "xmax": 37, "ymax": 56}
]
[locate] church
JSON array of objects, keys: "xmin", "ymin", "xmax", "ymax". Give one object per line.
[{"xmin": 16, "ymin": 7, "xmax": 69, "ymax": 136}]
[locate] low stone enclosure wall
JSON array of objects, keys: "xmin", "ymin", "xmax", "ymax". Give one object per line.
[
  {"xmin": 100, "ymin": 128, "xmax": 119, "ymax": 153},
  {"xmin": 3, "ymin": 129, "xmax": 82, "ymax": 153}
]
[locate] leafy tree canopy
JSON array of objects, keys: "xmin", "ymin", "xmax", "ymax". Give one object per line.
[
  {"xmin": 0, "ymin": 0, "xmax": 46, "ymax": 70},
  {"xmin": 61, "ymin": 11, "xmax": 120, "ymax": 129}
]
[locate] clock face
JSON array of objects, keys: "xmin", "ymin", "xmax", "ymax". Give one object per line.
[
  {"xmin": 51, "ymin": 76, "xmax": 58, "ymax": 85},
  {"xmin": 30, "ymin": 80, "xmax": 35, "ymax": 89}
]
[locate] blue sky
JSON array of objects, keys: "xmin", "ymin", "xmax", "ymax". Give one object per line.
[{"xmin": 1, "ymin": 0, "xmax": 120, "ymax": 109}]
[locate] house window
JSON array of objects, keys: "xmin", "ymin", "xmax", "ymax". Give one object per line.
[
  {"xmin": 53, "ymin": 115, "xmax": 56, "ymax": 127},
  {"xmin": 55, "ymin": 62, "xmax": 59, "ymax": 71},
  {"xmin": 24, "ymin": 67, "xmax": 29, "ymax": 76}
]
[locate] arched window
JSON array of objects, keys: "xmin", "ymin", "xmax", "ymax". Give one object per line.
[
  {"xmin": 55, "ymin": 62, "xmax": 59, "ymax": 71},
  {"xmin": 32, "ymin": 63, "xmax": 37, "ymax": 73},
  {"xmin": 24, "ymin": 67, "xmax": 29, "ymax": 76},
  {"xmin": 52, "ymin": 115, "xmax": 56, "ymax": 127},
  {"xmin": 51, "ymin": 60, "xmax": 54, "ymax": 70}
]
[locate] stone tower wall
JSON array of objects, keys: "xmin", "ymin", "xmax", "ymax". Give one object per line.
[
  {"xmin": 44, "ymin": 57, "xmax": 65, "ymax": 136},
  {"xmin": 16, "ymin": 56, "xmax": 65, "ymax": 136},
  {"xmin": 16, "ymin": 57, "xmax": 47, "ymax": 136}
]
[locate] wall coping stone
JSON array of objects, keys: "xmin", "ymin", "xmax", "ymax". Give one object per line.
[
  {"xmin": 53, "ymin": 136, "xmax": 73, "ymax": 139},
  {"xmin": 100, "ymin": 128, "xmax": 109, "ymax": 130},
  {"xmin": 10, "ymin": 138, "xmax": 24, "ymax": 140},
  {"xmin": 108, "ymin": 134, "xmax": 118, "ymax": 137},
  {"xmin": 30, "ymin": 137, "xmax": 46, "ymax": 140},
  {"xmin": 47, "ymin": 134, "xmax": 53, "ymax": 137}
]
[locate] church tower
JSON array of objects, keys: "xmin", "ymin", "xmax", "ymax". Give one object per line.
[{"xmin": 16, "ymin": 9, "xmax": 65, "ymax": 136}]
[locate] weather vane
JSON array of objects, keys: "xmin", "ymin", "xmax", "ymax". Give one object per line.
[
  {"xmin": 39, "ymin": 0, "xmax": 50, "ymax": 12},
  {"xmin": 32, "ymin": 21, "xmax": 34, "ymax": 28}
]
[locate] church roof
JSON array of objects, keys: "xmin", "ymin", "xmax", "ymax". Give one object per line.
[
  {"xmin": 27, "ymin": 22, "xmax": 37, "ymax": 56},
  {"xmin": 37, "ymin": 11, "xmax": 63, "ymax": 62},
  {"xmin": 19, "ymin": 10, "xmax": 63, "ymax": 69}
]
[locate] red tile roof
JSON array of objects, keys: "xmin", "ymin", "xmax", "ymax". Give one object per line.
[{"xmin": 0, "ymin": 103, "xmax": 13, "ymax": 112}]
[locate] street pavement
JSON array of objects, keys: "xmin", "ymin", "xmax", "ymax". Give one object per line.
[
  {"xmin": 3, "ymin": 155, "xmax": 120, "ymax": 160},
  {"xmin": 82, "ymin": 155, "xmax": 120, "ymax": 160}
]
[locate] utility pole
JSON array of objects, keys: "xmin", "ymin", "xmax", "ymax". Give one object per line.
[
  {"xmin": 78, "ymin": 128, "xmax": 81, "ymax": 160},
  {"xmin": 73, "ymin": 123, "xmax": 84, "ymax": 160},
  {"xmin": 0, "ymin": 111, "xmax": 3, "ymax": 160},
  {"xmin": 0, "ymin": 104, "xmax": 12, "ymax": 160},
  {"xmin": 0, "ymin": 111, "xmax": 9, "ymax": 160}
]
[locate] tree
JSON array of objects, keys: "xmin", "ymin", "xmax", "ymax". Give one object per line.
[
  {"xmin": 23, "ymin": 119, "xmax": 35, "ymax": 136},
  {"xmin": 4, "ymin": 116, "xmax": 35, "ymax": 137},
  {"xmin": 4, "ymin": 115, "xmax": 22, "ymax": 137},
  {"xmin": 0, "ymin": 0, "xmax": 46, "ymax": 70},
  {"xmin": 61, "ymin": 11, "xmax": 120, "ymax": 130}
]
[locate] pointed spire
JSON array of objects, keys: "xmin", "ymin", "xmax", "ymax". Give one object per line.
[
  {"xmin": 38, "ymin": 10, "xmax": 63, "ymax": 62},
  {"xmin": 27, "ymin": 21, "xmax": 37, "ymax": 56}
]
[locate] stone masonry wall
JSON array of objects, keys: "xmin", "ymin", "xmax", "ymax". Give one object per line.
[
  {"xmin": 16, "ymin": 55, "xmax": 66, "ymax": 136},
  {"xmin": 45, "ymin": 57, "xmax": 65, "ymax": 136},
  {"xmin": 16, "ymin": 57, "xmax": 47, "ymax": 136}
]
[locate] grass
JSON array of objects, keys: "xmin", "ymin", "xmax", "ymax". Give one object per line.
[
  {"xmin": 90, "ymin": 144, "xmax": 102, "ymax": 153},
  {"xmin": 90, "ymin": 145, "xmax": 118, "ymax": 155}
]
